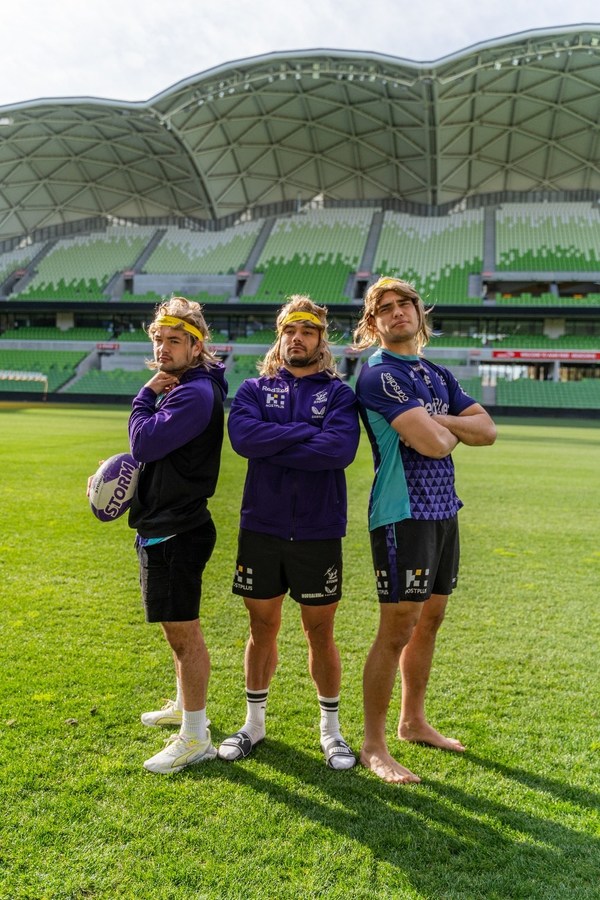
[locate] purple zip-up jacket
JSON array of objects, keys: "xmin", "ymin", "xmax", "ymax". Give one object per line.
[
  {"xmin": 228, "ymin": 368, "xmax": 360, "ymax": 541},
  {"xmin": 128, "ymin": 364, "xmax": 227, "ymax": 537}
]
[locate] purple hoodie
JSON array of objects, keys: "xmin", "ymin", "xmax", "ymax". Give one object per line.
[
  {"xmin": 228, "ymin": 368, "xmax": 359, "ymax": 541},
  {"xmin": 128, "ymin": 363, "xmax": 227, "ymax": 537}
]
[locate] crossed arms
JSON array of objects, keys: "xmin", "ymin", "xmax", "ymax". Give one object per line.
[{"xmin": 391, "ymin": 403, "xmax": 497, "ymax": 458}]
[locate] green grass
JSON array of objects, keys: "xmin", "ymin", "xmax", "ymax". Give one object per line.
[{"xmin": 0, "ymin": 406, "xmax": 598, "ymax": 899}]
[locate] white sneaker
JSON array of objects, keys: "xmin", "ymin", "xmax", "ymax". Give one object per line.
[
  {"xmin": 141, "ymin": 699, "xmax": 182, "ymax": 728},
  {"xmin": 143, "ymin": 731, "xmax": 217, "ymax": 774}
]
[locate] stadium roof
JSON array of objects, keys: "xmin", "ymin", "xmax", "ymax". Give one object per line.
[{"xmin": 1, "ymin": 25, "xmax": 600, "ymax": 240}]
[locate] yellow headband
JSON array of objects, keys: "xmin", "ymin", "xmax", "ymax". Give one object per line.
[
  {"xmin": 279, "ymin": 311, "xmax": 324, "ymax": 330},
  {"xmin": 155, "ymin": 315, "xmax": 204, "ymax": 342}
]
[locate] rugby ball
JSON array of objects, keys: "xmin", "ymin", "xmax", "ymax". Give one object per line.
[{"xmin": 89, "ymin": 453, "xmax": 141, "ymax": 522}]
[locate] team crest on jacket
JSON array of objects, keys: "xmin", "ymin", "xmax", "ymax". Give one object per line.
[
  {"xmin": 380, "ymin": 371, "xmax": 409, "ymax": 403},
  {"xmin": 311, "ymin": 389, "xmax": 328, "ymax": 418}
]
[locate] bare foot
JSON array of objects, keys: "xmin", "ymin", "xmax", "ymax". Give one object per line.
[
  {"xmin": 398, "ymin": 721, "xmax": 465, "ymax": 752},
  {"xmin": 360, "ymin": 746, "xmax": 421, "ymax": 784}
]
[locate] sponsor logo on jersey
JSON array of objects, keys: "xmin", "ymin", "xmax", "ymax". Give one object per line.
[
  {"xmin": 380, "ymin": 371, "xmax": 409, "ymax": 403},
  {"xmin": 265, "ymin": 392, "xmax": 286, "ymax": 408},
  {"xmin": 262, "ymin": 384, "xmax": 290, "ymax": 393},
  {"xmin": 418, "ymin": 397, "xmax": 449, "ymax": 416}
]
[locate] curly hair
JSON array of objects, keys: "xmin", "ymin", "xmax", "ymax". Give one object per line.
[
  {"xmin": 353, "ymin": 277, "xmax": 433, "ymax": 355},
  {"xmin": 146, "ymin": 296, "xmax": 220, "ymax": 370},
  {"xmin": 259, "ymin": 294, "xmax": 340, "ymax": 378}
]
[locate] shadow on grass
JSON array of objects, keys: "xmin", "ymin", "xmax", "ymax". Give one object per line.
[
  {"xmin": 187, "ymin": 738, "xmax": 599, "ymax": 898},
  {"xmin": 466, "ymin": 751, "xmax": 600, "ymax": 810}
]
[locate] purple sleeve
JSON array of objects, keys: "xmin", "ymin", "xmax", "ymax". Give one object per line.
[
  {"xmin": 445, "ymin": 370, "xmax": 478, "ymax": 415},
  {"xmin": 356, "ymin": 365, "xmax": 422, "ymax": 424},
  {"xmin": 129, "ymin": 381, "xmax": 214, "ymax": 462},
  {"xmin": 268, "ymin": 383, "xmax": 360, "ymax": 471},
  {"xmin": 227, "ymin": 380, "xmax": 320, "ymax": 459}
]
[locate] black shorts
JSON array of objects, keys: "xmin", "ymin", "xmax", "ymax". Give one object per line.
[
  {"xmin": 136, "ymin": 519, "xmax": 216, "ymax": 623},
  {"xmin": 232, "ymin": 529, "xmax": 343, "ymax": 606},
  {"xmin": 370, "ymin": 517, "xmax": 459, "ymax": 603}
]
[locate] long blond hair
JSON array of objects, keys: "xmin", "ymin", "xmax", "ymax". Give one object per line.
[
  {"xmin": 353, "ymin": 277, "xmax": 433, "ymax": 355},
  {"xmin": 146, "ymin": 296, "xmax": 220, "ymax": 370},
  {"xmin": 259, "ymin": 295, "xmax": 339, "ymax": 377}
]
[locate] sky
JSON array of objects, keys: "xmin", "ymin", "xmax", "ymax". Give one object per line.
[{"xmin": 2, "ymin": 0, "xmax": 599, "ymax": 107}]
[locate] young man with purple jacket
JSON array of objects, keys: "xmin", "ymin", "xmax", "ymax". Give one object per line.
[
  {"xmin": 128, "ymin": 296, "xmax": 227, "ymax": 774},
  {"xmin": 218, "ymin": 296, "xmax": 360, "ymax": 770}
]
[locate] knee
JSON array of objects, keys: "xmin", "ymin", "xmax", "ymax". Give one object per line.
[
  {"xmin": 249, "ymin": 613, "xmax": 280, "ymax": 644},
  {"xmin": 162, "ymin": 622, "xmax": 203, "ymax": 658},
  {"xmin": 418, "ymin": 606, "xmax": 447, "ymax": 636},
  {"xmin": 303, "ymin": 619, "xmax": 335, "ymax": 652}
]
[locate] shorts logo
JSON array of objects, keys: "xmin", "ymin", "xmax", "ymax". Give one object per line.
[
  {"xmin": 234, "ymin": 565, "xmax": 254, "ymax": 592},
  {"xmin": 324, "ymin": 565, "xmax": 338, "ymax": 594},
  {"xmin": 265, "ymin": 392, "xmax": 286, "ymax": 409},
  {"xmin": 380, "ymin": 372, "xmax": 409, "ymax": 403},
  {"xmin": 405, "ymin": 568, "xmax": 430, "ymax": 595},
  {"xmin": 376, "ymin": 568, "xmax": 389, "ymax": 596}
]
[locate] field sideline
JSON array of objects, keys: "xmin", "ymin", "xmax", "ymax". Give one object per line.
[{"xmin": 1, "ymin": 406, "xmax": 598, "ymax": 900}]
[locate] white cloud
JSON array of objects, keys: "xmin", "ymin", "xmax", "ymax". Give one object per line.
[{"xmin": 1, "ymin": 0, "xmax": 598, "ymax": 105}]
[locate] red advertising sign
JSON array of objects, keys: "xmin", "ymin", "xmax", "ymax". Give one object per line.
[{"xmin": 491, "ymin": 350, "xmax": 600, "ymax": 361}]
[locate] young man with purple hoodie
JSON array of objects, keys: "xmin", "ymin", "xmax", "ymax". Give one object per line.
[
  {"xmin": 218, "ymin": 296, "xmax": 360, "ymax": 770},
  {"xmin": 127, "ymin": 296, "xmax": 227, "ymax": 774}
]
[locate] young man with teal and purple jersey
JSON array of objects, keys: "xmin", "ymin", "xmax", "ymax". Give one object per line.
[
  {"xmin": 354, "ymin": 277, "xmax": 497, "ymax": 784},
  {"xmin": 218, "ymin": 295, "xmax": 360, "ymax": 770}
]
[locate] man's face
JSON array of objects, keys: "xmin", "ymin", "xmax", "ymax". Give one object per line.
[
  {"xmin": 279, "ymin": 321, "xmax": 322, "ymax": 369},
  {"xmin": 152, "ymin": 326, "xmax": 199, "ymax": 374},
  {"xmin": 372, "ymin": 290, "xmax": 419, "ymax": 349}
]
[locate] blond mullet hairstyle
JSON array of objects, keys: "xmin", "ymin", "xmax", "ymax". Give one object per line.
[
  {"xmin": 259, "ymin": 294, "xmax": 340, "ymax": 378},
  {"xmin": 353, "ymin": 277, "xmax": 433, "ymax": 355},
  {"xmin": 146, "ymin": 296, "xmax": 220, "ymax": 370}
]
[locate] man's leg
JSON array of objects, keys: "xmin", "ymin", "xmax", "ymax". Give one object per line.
[
  {"xmin": 218, "ymin": 596, "xmax": 283, "ymax": 761},
  {"xmin": 300, "ymin": 602, "xmax": 341, "ymax": 697},
  {"xmin": 299, "ymin": 602, "xmax": 355, "ymax": 769},
  {"xmin": 361, "ymin": 602, "xmax": 422, "ymax": 783},
  {"xmin": 143, "ymin": 619, "xmax": 216, "ymax": 774},
  {"xmin": 398, "ymin": 593, "xmax": 465, "ymax": 752},
  {"xmin": 161, "ymin": 619, "xmax": 210, "ymax": 717}
]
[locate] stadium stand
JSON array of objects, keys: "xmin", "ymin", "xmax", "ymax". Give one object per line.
[
  {"xmin": 63, "ymin": 368, "xmax": 149, "ymax": 396},
  {"xmin": 0, "ymin": 245, "xmax": 38, "ymax": 290},
  {"xmin": 496, "ymin": 203, "xmax": 600, "ymax": 272},
  {"xmin": 373, "ymin": 209, "xmax": 484, "ymax": 304},
  {"xmin": 14, "ymin": 226, "xmax": 157, "ymax": 300},
  {"xmin": 1, "ymin": 32, "xmax": 599, "ymax": 412},
  {"xmin": 0, "ymin": 349, "xmax": 87, "ymax": 391},
  {"xmin": 144, "ymin": 221, "xmax": 264, "ymax": 275},
  {"xmin": 496, "ymin": 378, "xmax": 600, "ymax": 409},
  {"xmin": 245, "ymin": 208, "xmax": 375, "ymax": 303},
  {"xmin": 226, "ymin": 355, "xmax": 262, "ymax": 394}
]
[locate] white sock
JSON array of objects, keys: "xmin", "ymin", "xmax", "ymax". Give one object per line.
[
  {"xmin": 243, "ymin": 688, "xmax": 268, "ymax": 742},
  {"xmin": 318, "ymin": 694, "xmax": 342, "ymax": 741},
  {"xmin": 174, "ymin": 678, "xmax": 183, "ymax": 711},
  {"xmin": 181, "ymin": 708, "xmax": 208, "ymax": 742},
  {"xmin": 319, "ymin": 695, "xmax": 355, "ymax": 770}
]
